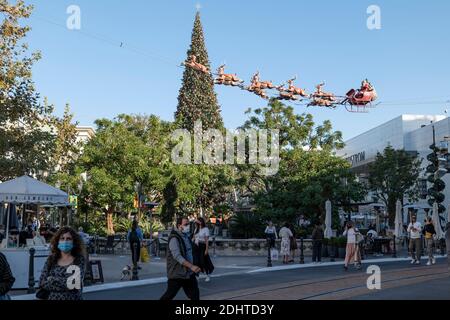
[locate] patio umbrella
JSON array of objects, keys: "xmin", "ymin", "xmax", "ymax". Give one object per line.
[
  {"xmin": 324, "ymin": 200, "xmax": 333, "ymax": 239},
  {"xmin": 376, "ymin": 212, "xmax": 381, "ymax": 234},
  {"xmin": 2, "ymin": 204, "xmax": 18, "ymax": 230},
  {"xmin": 394, "ymin": 200, "xmax": 403, "ymax": 238},
  {"xmin": 447, "ymin": 205, "xmax": 450, "ymax": 225},
  {"xmin": 432, "ymin": 202, "xmax": 444, "ymax": 240},
  {"xmin": 0, "ymin": 205, "xmax": 5, "ymax": 227}
]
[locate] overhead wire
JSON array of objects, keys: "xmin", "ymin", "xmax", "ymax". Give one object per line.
[{"xmin": 29, "ymin": 14, "xmax": 450, "ymax": 111}]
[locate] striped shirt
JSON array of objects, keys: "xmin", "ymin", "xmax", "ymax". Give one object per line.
[{"xmin": 0, "ymin": 252, "xmax": 15, "ymax": 296}]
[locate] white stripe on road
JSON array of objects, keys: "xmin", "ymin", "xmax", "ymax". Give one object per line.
[{"xmin": 248, "ymin": 255, "xmax": 448, "ymax": 273}]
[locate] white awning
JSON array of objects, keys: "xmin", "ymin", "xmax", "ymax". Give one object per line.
[{"xmin": 0, "ymin": 176, "xmax": 69, "ymax": 205}]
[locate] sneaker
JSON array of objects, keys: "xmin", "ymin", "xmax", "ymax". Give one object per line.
[
  {"xmin": 415, "ymin": 260, "xmax": 421, "ymax": 265},
  {"xmin": 344, "ymin": 266, "xmax": 348, "ymax": 271},
  {"xmin": 205, "ymin": 276, "xmax": 210, "ymax": 282},
  {"xmin": 426, "ymin": 260, "xmax": 431, "ymax": 266},
  {"xmin": 410, "ymin": 259, "xmax": 416, "ymax": 264},
  {"xmin": 432, "ymin": 258, "xmax": 436, "ymax": 265}
]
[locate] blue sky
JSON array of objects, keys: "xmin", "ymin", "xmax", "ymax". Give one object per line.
[{"xmin": 23, "ymin": 0, "xmax": 450, "ymax": 140}]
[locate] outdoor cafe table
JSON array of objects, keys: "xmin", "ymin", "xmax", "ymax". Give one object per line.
[{"xmin": 373, "ymin": 237, "xmax": 392, "ymax": 254}]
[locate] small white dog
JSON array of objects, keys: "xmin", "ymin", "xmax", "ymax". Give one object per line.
[{"xmin": 121, "ymin": 265, "xmax": 132, "ymax": 281}]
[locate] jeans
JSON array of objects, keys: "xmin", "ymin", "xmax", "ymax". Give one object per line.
[
  {"xmin": 130, "ymin": 241, "xmax": 141, "ymax": 264},
  {"xmin": 409, "ymin": 238, "xmax": 422, "ymax": 261},
  {"xmin": 312, "ymin": 240, "xmax": 322, "ymax": 262},
  {"xmin": 160, "ymin": 275, "xmax": 200, "ymax": 300},
  {"xmin": 425, "ymin": 238, "xmax": 434, "ymax": 260}
]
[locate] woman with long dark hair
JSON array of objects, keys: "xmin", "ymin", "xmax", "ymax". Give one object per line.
[
  {"xmin": 192, "ymin": 218, "xmax": 214, "ymax": 282},
  {"xmin": 38, "ymin": 227, "xmax": 85, "ymax": 300},
  {"xmin": 127, "ymin": 220, "xmax": 143, "ymax": 267}
]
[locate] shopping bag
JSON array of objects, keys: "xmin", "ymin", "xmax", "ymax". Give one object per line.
[
  {"xmin": 140, "ymin": 246, "xmax": 150, "ymax": 263},
  {"xmin": 270, "ymin": 248, "xmax": 279, "ymax": 261}
]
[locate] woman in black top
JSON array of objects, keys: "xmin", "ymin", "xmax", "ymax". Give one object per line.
[
  {"xmin": 38, "ymin": 227, "xmax": 85, "ymax": 300},
  {"xmin": 423, "ymin": 217, "xmax": 437, "ymax": 266},
  {"xmin": 0, "ymin": 252, "xmax": 15, "ymax": 300}
]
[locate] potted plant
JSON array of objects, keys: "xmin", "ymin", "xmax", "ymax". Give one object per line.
[
  {"xmin": 321, "ymin": 238, "xmax": 329, "ymax": 257},
  {"xmin": 328, "ymin": 237, "xmax": 337, "ymax": 257},
  {"xmin": 337, "ymin": 237, "xmax": 347, "ymax": 258}
]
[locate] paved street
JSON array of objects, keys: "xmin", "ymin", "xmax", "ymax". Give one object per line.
[{"xmin": 82, "ymin": 257, "xmax": 450, "ymax": 300}]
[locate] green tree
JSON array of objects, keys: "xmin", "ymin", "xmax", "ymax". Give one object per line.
[
  {"xmin": 368, "ymin": 145, "xmax": 422, "ymax": 226},
  {"xmin": 0, "ymin": 1, "xmax": 55, "ymax": 181},
  {"xmin": 46, "ymin": 105, "xmax": 82, "ymax": 189},
  {"xmin": 77, "ymin": 119, "xmax": 153, "ymax": 234},
  {"xmin": 75, "ymin": 115, "xmax": 174, "ymax": 233},
  {"xmin": 175, "ymin": 12, "xmax": 223, "ymax": 131},
  {"xmin": 238, "ymin": 99, "xmax": 365, "ymax": 226}
]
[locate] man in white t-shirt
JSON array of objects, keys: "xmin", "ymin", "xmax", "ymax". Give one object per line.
[{"xmin": 407, "ymin": 215, "xmax": 422, "ymax": 264}]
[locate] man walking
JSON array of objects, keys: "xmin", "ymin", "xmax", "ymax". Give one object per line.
[
  {"xmin": 311, "ymin": 221, "xmax": 324, "ymax": 263},
  {"xmin": 407, "ymin": 215, "xmax": 422, "ymax": 265},
  {"xmin": 160, "ymin": 217, "xmax": 201, "ymax": 300}
]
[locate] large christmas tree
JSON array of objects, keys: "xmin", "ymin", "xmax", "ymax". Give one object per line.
[{"xmin": 175, "ymin": 12, "xmax": 223, "ymax": 131}]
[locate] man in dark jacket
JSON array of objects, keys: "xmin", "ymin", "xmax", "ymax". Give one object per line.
[
  {"xmin": 0, "ymin": 252, "xmax": 15, "ymax": 300},
  {"xmin": 312, "ymin": 221, "xmax": 324, "ymax": 263},
  {"xmin": 160, "ymin": 217, "xmax": 201, "ymax": 300}
]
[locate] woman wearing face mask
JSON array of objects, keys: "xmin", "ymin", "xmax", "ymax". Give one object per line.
[
  {"xmin": 192, "ymin": 218, "xmax": 215, "ymax": 282},
  {"xmin": 37, "ymin": 227, "xmax": 85, "ymax": 300}
]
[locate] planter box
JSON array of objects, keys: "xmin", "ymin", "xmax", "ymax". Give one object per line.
[
  {"xmin": 321, "ymin": 245, "xmax": 329, "ymax": 258},
  {"xmin": 338, "ymin": 248, "xmax": 346, "ymax": 259}
]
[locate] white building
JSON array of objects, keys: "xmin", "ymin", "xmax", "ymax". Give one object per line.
[
  {"xmin": 75, "ymin": 126, "xmax": 96, "ymax": 144},
  {"xmin": 337, "ymin": 114, "xmax": 450, "ymax": 224}
]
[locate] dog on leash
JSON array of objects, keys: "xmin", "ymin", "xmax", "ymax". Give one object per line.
[{"xmin": 121, "ymin": 265, "xmax": 132, "ymax": 281}]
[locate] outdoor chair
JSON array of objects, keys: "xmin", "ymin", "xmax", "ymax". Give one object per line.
[
  {"xmin": 99, "ymin": 235, "xmax": 115, "ymax": 254},
  {"xmin": 158, "ymin": 237, "xmax": 168, "ymax": 257}
]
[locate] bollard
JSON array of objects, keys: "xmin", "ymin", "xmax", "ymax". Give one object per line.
[
  {"xmin": 28, "ymin": 248, "xmax": 36, "ymax": 294},
  {"xmin": 84, "ymin": 251, "xmax": 93, "ymax": 286},
  {"xmin": 132, "ymin": 242, "xmax": 139, "ymax": 280},
  {"xmin": 440, "ymin": 238, "xmax": 445, "ymax": 256},
  {"xmin": 299, "ymin": 237, "xmax": 305, "ymax": 264},
  {"xmin": 330, "ymin": 240, "xmax": 335, "ymax": 262},
  {"xmin": 392, "ymin": 235, "xmax": 397, "ymax": 258},
  {"xmin": 266, "ymin": 237, "xmax": 272, "ymax": 267}
]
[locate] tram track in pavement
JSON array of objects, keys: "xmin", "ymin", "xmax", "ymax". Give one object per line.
[{"xmin": 203, "ymin": 264, "xmax": 449, "ymax": 300}]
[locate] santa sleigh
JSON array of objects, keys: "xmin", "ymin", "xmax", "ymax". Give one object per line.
[{"xmin": 340, "ymin": 79, "xmax": 378, "ymax": 113}]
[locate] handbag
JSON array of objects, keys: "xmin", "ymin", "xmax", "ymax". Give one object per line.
[
  {"xmin": 270, "ymin": 248, "xmax": 279, "ymax": 261},
  {"xmin": 36, "ymin": 258, "xmax": 51, "ymax": 300},
  {"xmin": 36, "ymin": 288, "xmax": 50, "ymax": 300}
]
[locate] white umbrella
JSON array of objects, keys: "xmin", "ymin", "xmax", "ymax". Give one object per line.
[
  {"xmin": 432, "ymin": 202, "xmax": 444, "ymax": 240},
  {"xmin": 376, "ymin": 212, "xmax": 381, "ymax": 234},
  {"xmin": 324, "ymin": 200, "xmax": 333, "ymax": 239},
  {"xmin": 394, "ymin": 200, "xmax": 403, "ymax": 238},
  {"xmin": 447, "ymin": 205, "xmax": 450, "ymax": 225}
]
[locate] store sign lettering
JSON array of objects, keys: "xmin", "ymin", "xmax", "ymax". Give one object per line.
[{"xmin": 346, "ymin": 151, "xmax": 366, "ymax": 166}]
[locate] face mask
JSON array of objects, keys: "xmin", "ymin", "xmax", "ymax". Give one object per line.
[
  {"xmin": 58, "ymin": 241, "xmax": 74, "ymax": 253},
  {"xmin": 182, "ymin": 225, "xmax": 190, "ymax": 234}
]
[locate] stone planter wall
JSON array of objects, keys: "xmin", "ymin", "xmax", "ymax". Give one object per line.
[{"xmin": 210, "ymin": 238, "xmax": 314, "ymax": 257}]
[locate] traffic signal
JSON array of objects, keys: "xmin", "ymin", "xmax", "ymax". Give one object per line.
[{"xmin": 426, "ymin": 143, "xmax": 446, "ymax": 213}]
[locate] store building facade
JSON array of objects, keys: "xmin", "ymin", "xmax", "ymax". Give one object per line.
[{"xmin": 336, "ymin": 114, "xmax": 450, "ymax": 225}]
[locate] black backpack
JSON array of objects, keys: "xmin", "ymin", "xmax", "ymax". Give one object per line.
[{"xmin": 129, "ymin": 229, "xmax": 139, "ymax": 243}]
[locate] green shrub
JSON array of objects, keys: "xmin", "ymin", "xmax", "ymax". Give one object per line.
[{"xmin": 229, "ymin": 212, "xmax": 265, "ymax": 239}]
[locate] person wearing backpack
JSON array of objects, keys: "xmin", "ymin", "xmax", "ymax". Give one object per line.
[{"xmin": 127, "ymin": 220, "xmax": 144, "ymax": 268}]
